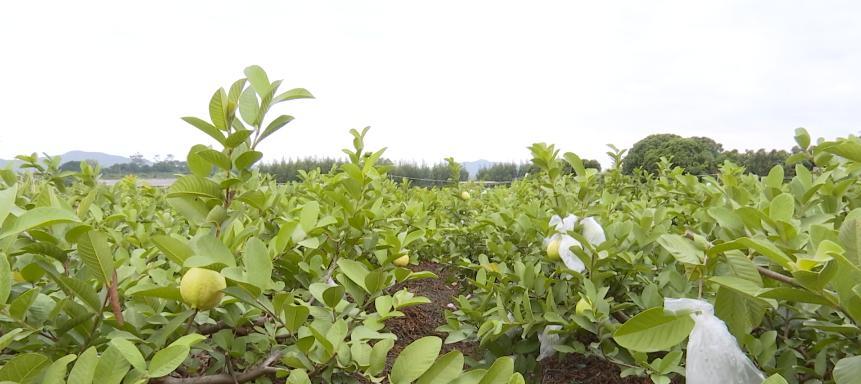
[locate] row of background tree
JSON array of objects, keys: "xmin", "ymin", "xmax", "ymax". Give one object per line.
[{"xmin": 58, "ymin": 133, "xmax": 808, "ymax": 183}]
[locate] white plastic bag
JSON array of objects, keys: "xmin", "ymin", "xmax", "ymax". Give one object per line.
[
  {"xmin": 537, "ymin": 324, "xmax": 562, "ymax": 361},
  {"xmin": 664, "ymin": 298, "xmax": 764, "ymax": 384}
]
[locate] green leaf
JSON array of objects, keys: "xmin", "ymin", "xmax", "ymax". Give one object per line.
[
  {"xmin": 478, "ymin": 356, "xmax": 514, "ymax": 384},
  {"xmin": 0, "ymin": 353, "xmax": 51, "ymax": 384},
  {"xmin": 257, "ymin": 115, "xmax": 294, "ymax": 144},
  {"xmin": 708, "ymin": 237, "xmax": 794, "ymax": 270},
  {"xmin": 369, "ymin": 339, "xmax": 394, "ymax": 376},
  {"xmin": 41, "ymin": 354, "xmax": 77, "ymax": 384},
  {"xmin": 67, "ymin": 346, "xmax": 99, "ymax": 384},
  {"xmin": 390, "ymin": 336, "xmax": 442, "ymax": 384},
  {"xmin": 238, "ymin": 87, "xmax": 259, "ymax": 126},
  {"xmin": 283, "ymin": 304, "xmax": 310, "ymax": 333},
  {"xmin": 323, "ymin": 285, "xmax": 345, "ymax": 308},
  {"xmin": 209, "ymin": 88, "xmax": 228, "ymax": 130},
  {"xmin": 148, "ymin": 344, "xmax": 189, "ymax": 378},
  {"xmin": 0, "ymin": 254, "xmax": 10, "ymax": 305},
  {"xmin": 76, "ymin": 230, "xmax": 115, "ymax": 285},
  {"xmin": 94, "ymin": 345, "xmax": 130, "ymax": 384},
  {"xmin": 167, "ymin": 175, "xmax": 222, "ymax": 200},
  {"xmin": 835, "ymin": 356, "xmax": 861, "ymax": 384},
  {"xmin": 244, "ymin": 65, "xmax": 271, "ymax": 95},
  {"xmin": 224, "ymin": 129, "xmax": 253, "ymax": 148},
  {"xmin": 825, "ymin": 141, "xmax": 861, "ymax": 163},
  {"xmin": 0, "ymin": 207, "xmax": 80, "ymax": 240},
  {"xmin": 0, "ymin": 329, "xmax": 24, "ymax": 351},
  {"xmin": 234, "ymin": 151, "xmax": 263, "ymax": 170},
  {"xmin": 186, "ymin": 232, "xmax": 236, "ymax": 268},
  {"xmin": 613, "ymin": 307, "xmax": 695, "ymax": 352},
  {"xmin": 657, "ymin": 234, "xmax": 701, "ymax": 265},
  {"xmin": 562, "ymin": 152, "xmax": 586, "ymax": 176},
  {"xmin": 769, "ymin": 193, "xmax": 795, "ymax": 222},
  {"xmin": 196, "ymin": 149, "xmax": 231, "ymax": 171},
  {"xmin": 244, "ymin": 237, "xmax": 272, "ymax": 290},
  {"xmin": 273, "ymin": 88, "xmax": 314, "ymax": 104},
  {"xmin": 417, "ymin": 351, "xmax": 464, "ymax": 384},
  {"xmin": 10, "ymin": 287, "xmax": 39, "ymax": 321},
  {"xmin": 152, "ymin": 235, "xmax": 193, "ymax": 266},
  {"xmin": 338, "ymin": 259, "xmax": 369, "ymax": 291},
  {"xmin": 840, "ymin": 219, "xmax": 861, "ymax": 267},
  {"xmin": 287, "ymin": 368, "xmax": 311, "ymax": 384},
  {"xmin": 299, "ymin": 201, "xmax": 319, "ymax": 232},
  {"xmin": 762, "ymin": 374, "xmax": 789, "ymax": 384},
  {"xmin": 0, "ymin": 184, "xmax": 18, "ymax": 226},
  {"xmin": 794, "ymin": 128, "xmax": 811, "ymax": 149},
  {"xmin": 110, "ymin": 338, "xmax": 147, "ymax": 373},
  {"xmin": 186, "ymin": 145, "xmax": 212, "ymax": 177},
  {"xmin": 181, "ymin": 117, "xmax": 225, "ymax": 145}
]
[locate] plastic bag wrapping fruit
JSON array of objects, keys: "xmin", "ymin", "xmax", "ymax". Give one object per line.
[{"xmin": 664, "ymin": 298, "xmax": 764, "ymax": 384}]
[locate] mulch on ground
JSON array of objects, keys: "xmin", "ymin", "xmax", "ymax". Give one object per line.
[{"xmin": 382, "ymin": 261, "xmax": 658, "ymax": 384}]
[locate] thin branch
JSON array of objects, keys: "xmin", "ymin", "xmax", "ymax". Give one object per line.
[
  {"xmin": 757, "ymin": 266, "xmax": 801, "ymax": 287},
  {"xmin": 151, "ymin": 350, "xmax": 282, "ymax": 384}
]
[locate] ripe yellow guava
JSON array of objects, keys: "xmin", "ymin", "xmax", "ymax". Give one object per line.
[
  {"xmin": 180, "ymin": 267, "xmax": 226, "ymax": 310},
  {"xmin": 461, "ymin": 191, "xmax": 471, "ymax": 200},
  {"xmin": 546, "ymin": 238, "xmax": 561, "ymax": 260},
  {"xmin": 393, "ymin": 254, "xmax": 410, "ymax": 267}
]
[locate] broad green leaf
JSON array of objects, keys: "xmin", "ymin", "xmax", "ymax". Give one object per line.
[
  {"xmin": 449, "ymin": 369, "xmax": 487, "ymax": 384},
  {"xmin": 0, "ymin": 207, "xmax": 80, "ymax": 240},
  {"xmin": 41, "ymin": 354, "xmax": 77, "ymax": 384},
  {"xmin": 287, "ymin": 368, "xmax": 311, "ymax": 384},
  {"xmin": 181, "ymin": 117, "xmax": 225, "ymax": 145},
  {"xmin": 417, "ymin": 351, "xmax": 464, "ymax": 384},
  {"xmin": 0, "ymin": 254, "xmax": 10, "ymax": 305},
  {"xmin": 769, "ymin": 193, "xmax": 795, "ymax": 222},
  {"xmin": 390, "ymin": 336, "xmax": 442, "ymax": 384},
  {"xmin": 257, "ymin": 115, "xmax": 294, "ymax": 144},
  {"xmin": 244, "ymin": 65, "xmax": 271, "ymax": 95},
  {"xmin": 369, "ymin": 339, "xmax": 394, "ymax": 376},
  {"xmin": 76, "ymin": 230, "xmax": 114, "ymax": 285},
  {"xmin": 152, "ymin": 235, "xmax": 193, "ymax": 266},
  {"xmin": 94, "ymin": 345, "xmax": 130, "ymax": 384},
  {"xmin": 67, "ymin": 346, "xmax": 99, "ymax": 384},
  {"xmin": 0, "ymin": 353, "xmax": 50, "ymax": 384},
  {"xmin": 657, "ymin": 234, "xmax": 701, "ymax": 265},
  {"xmin": 283, "ymin": 304, "xmax": 310, "ymax": 333},
  {"xmin": 10, "ymin": 287, "xmax": 39, "ymax": 321},
  {"xmin": 0, "ymin": 184, "xmax": 17, "ymax": 226},
  {"xmin": 238, "ymin": 87, "xmax": 259, "ymax": 126},
  {"xmin": 196, "ymin": 149, "xmax": 231, "ymax": 171},
  {"xmin": 835, "ymin": 356, "xmax": 861, "ymax": 384},
  {"xmin": 323, "ymin": 285, "xmax": 345, "ymax": 308},
  {"xmin": 794, "ymin": 128, "xmax": 810, "ymax": 149},
  {"xmin": 224, "ymin": 129, "xmax": 253, "ymax": 148},
  {"xmin": 148, "ymin": 344, "xmax": 189, "ymax": 378},
  {"xmin": 167, "ymin": 175, "xmax": 222, "ymax": 200},
  {"xmin": 273, "ymin": 88, "xmax": 314, "ymax": 104},
  {"xmin": 234, "ymin": 151, "xmax": 263, "ymax": 170},
  {"xmin": 186, "ymin": 232, "xmax": 236, "ymax": 268},
  {"xmin": 825, "ymin": 140, "xmax": 861, "ymax": 163},
  {"xmin": 840, "ymin": 218, "xmax": 861, "ymax": 267},
  {"xmin": 110, "ymin": 338, "xmax": 147, "ymax": 373},
  {"xmin": 708, "ymin": 237, "xmax": 793, "ymax": 270},
  {"xmin": 0, "ymin": 329, "xmax": 24, "ymax": 351},
  {"xmin": 613, "ymin": 307, "xmax": 694, "ymax": 352},
  {"xmin": 478, "ymin": 356, "xmax": 514, "ymax": 384},
  {"xmin": 209, "ymin": 88, "xmax": 228, "ymax": 130},
  {"xmin": 186, "ymin": 145, "xmax": 212, "ymax": 178},
  {"xmin": 338, "ymin": 259, "xmax": 369, "ymax": 291},
  {"xmin": 244, "ymin": 237, "xmax": 272, "ymax": 290}
]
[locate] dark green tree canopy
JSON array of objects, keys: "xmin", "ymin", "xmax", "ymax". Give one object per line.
[{"xmin": 622, "ymin": 134, "xmax": 723, "ymax": 175}]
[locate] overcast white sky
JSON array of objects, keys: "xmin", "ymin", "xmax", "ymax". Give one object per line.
[{"xmin": 1, "ymin": 1, "xmax": 859, "ymax": 166}]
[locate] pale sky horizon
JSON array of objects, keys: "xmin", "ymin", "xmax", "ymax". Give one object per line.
[{"xmin": 1, "ymin": 1, "xmax": 859, "ymax": 167}]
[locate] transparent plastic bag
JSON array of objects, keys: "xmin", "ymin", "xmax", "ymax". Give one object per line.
[{"xmin": 664, "ymin": 298, "xmax": 764, "ymax": 384}]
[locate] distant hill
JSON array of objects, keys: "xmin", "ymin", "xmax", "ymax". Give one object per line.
[
  {"xmin": 0, "ymin": 151, "xmax": 133, "ymax": 169},
  {"xmin": 461, "ymin": 160, "xmax": 493, "ymax": 179}
]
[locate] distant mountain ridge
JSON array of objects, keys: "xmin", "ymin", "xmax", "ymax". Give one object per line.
[{"xmin": 0, "ymin": 151, "xmax": 133, "ymax": 168}]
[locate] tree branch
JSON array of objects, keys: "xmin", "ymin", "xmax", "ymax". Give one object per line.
[
  {"xmin": 757, "ymin": 266, "xmax": 801, "ymax": 287},
  {"xmin": 151, "ymin": 350, "xmax": 282, "ymax": 384}
]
